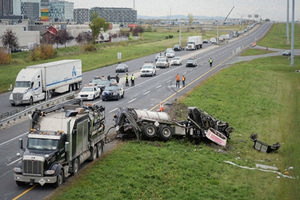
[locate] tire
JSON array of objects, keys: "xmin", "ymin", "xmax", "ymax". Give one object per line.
[
  {"xmin": 54, "ymin": 170, "xmax": 64, "ymax": 188},
  {"xmin": 16, "ymin": 181, "xmax": 25, "ymax": 186},
  {"xmin": 143, "ymin": 124, "xmax": 157, "ymax": 138},
  {"xmin": 29, "ymin": 97, "xmax": 33, "ymax": 105},
  {"xmin": 92, "ymin": 95, "xmax": 95, "ymax": 101},
  {"xmin": 160, "ymin": 126, "xmax": 173, "ymax": 141},
  {"xmin": 97, "ymin": 142, "xmax": 104, "ymax": 158},
  {"xmin": 72, "ymin": 158, "xmax": 79, "ymax": 175},
  {"xmin": 90, "ymin": 146, "xmax": 97, "ymax": 161},
  {"xmin": 122, "ymin": 91, "xmax": 125, "ymax": 98}
]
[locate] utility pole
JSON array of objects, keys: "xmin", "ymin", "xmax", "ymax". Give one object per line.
[
  {"xmin": 287, "ymin": 0, "xmax": 290, "ymax": 44},
  {"xmin": 291, "ymin": 0, "xmax": 295, "ymax": 66},
  {"xmin": 179, "ymin": 22, "xmax": 182, "ymax": 46}
]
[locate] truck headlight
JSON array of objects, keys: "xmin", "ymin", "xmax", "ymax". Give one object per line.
[
  {"xmin": 44, "ymin": 170, "xmax": 55, "ymax": 175},
  {"xmin": 13, "ymin": 167, "xmax": 22, "ymax": 174}
]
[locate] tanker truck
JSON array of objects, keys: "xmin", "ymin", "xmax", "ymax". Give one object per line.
[
  {"xmin": 113, "ymin": 107, "xmax": 233, "ymax": 146},
  {"xmin": 13, "ymin": 99, "xmax": 105, "ymax": 187}
]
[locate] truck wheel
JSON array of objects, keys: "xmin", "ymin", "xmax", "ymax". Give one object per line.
[
  {"xmin": 97, "ymin": 142, "xmax": 104, "ymax": 158},
  {"xmin": 143, "ymin": 124, "xmax": 156, "ymax": 138},
  {"xmin": 72, "ymin": 158, "xmax": 79, "ymax": 175},
  {"xmin": 16, "ymin": 181, "xmax": 25, "ymax": 186},
  {"xmin": 90, "ymin": 146, "xmax": 97, "ymax": 161},
  {"xmin": 160, "ymin": 126, "xmax": 173, "ymax": 141},
  {"xmin": 54, "ymin": 170, "xmax": 64, "ymax": 188}
]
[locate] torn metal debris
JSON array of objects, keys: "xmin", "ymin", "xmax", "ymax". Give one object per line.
[
  {"xmin": 113, "ymin": 107, "xmax": 234, "ymax": 146},
  {"xmin": 250, "ymin": 134, "xmax": 281, "ymax": 153}
]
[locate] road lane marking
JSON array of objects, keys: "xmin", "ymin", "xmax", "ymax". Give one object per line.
[
  {"xmin": 12, "ymin": 184, "xmax": 37, "ymax": 200},
  {"xmin": 144, "ymin": 91, "xmax": 150, "ymax": 95},
  {"xmin": 0, "ymin": 132, "xmax": 28, "ymax": 147},
  {"xmin": 109, "ymin": 108, "xmax": 118, "ymax": 113},
  {"xmin": 7, "ymin": 157, "xmax": 22, "ymax": 166},
  {"xmin": 156, "ymin": 85, "xmax": 161, "ymax": 89},
  {"xmin": 128, "ymin": 98, "xmax": 136, "ymax": 103}
]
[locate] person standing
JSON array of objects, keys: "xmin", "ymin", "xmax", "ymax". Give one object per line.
[
  {"xmin": 209, "ymin": 58, "xmax": 213, "ymax": 67},
  {"xmin": 131, "ymin": 74, "xmax": 135, "ymax": 86},
  {"xmin": 176, "ymin": 74, "xmax": 180, "ymax": 88},
  {"xmin": 182, "ymin": 75, "xmax": 186, "ymax": 87},
  {"xmin": 125, "ymin": 73, "xmax": 129, "ymax": 86}
]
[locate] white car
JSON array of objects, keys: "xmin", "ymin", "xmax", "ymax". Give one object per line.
[
  {"xmin": 156, "ymin": 57, "xmax": 169, "ymax": 68},
  {"xmin": 170, "ymin": 57, "xmax": 182, "ymax": 66},
  {"xmin": 77, "ymin": 85, "xmax": 101, "ymax": 100},
  {"xmin": 140, "ymin": 62, "xmax": 156, "ymax": 77},
  {"xmin": 165, "ymin": 48, "xmax": 175, "ymax": 58}
]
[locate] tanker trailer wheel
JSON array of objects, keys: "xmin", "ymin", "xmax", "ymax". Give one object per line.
[
  {"xmin": 159, "ymin": 126, "xmax": 173, "ymax": 141},
  {"xmin": 143, "ymin": 124, "xmax": 157, "ymax": 138},
  {"xmin": 97, "ymin": 142, "xmax": 104, "ymax": 158}
]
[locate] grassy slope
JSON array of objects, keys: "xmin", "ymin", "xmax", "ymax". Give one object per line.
[{"xmin": 49, "ymin": 45, "xmax": 300, "ymax": 200}]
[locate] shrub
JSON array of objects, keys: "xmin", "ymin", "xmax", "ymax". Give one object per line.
[
  {"xmin": 83, "ymin": 43, "xmax": 96, "ymax": 52},
  {"xmin": 0, "ymin": 49, "xmax": 12, "ymax": 64},
  {"xmin": 30, "ymin": 44, "xmax": 56, "ymax": 61}
]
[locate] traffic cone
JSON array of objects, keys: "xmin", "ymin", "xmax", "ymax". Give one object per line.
[{"xmin": 159, "ymin": 104, "xmax": 164, "ymax": 112}]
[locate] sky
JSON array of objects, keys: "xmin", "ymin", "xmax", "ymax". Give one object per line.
[{"xmin": 71, "ymin": 0, "xmax": 299, "ymax": 22}]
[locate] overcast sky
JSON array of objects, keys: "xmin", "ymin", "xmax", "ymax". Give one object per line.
[{"xmin": 72, "ymin": 0, "xmax": 299, "ymax": 21}]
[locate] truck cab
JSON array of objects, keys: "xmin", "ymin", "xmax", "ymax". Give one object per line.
[{"xmin": 9, "ymin": 68, "xmax": 44, "ymax": 106}]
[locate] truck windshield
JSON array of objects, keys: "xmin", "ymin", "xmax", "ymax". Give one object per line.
[
  {"xmin": 27, "ymin": 138, "xmax": 59, "ymax": 151},
  {"xmin": 15, "ymin": 81, "xmax": 31, "ymax": 88}
]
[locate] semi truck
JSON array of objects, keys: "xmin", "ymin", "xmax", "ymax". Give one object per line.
[
  {"xmin": 186, "ymin": 36, "xmax": 202, "ymax": 50},
  {"xmin": 9, "ymin": 60, "xmax": 82, "ymax": 106},
  {"xmin": 113, "ymin": 107, "xmax": 233, "ymax": 146},
  {"xmin": 13, "ymin": 100, "xmax": 106, "ymax": 187}
]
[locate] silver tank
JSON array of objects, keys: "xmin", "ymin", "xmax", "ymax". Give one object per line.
[{"xmin": 134, "ymin": 110, "xmax": 171, "ymax": 123}]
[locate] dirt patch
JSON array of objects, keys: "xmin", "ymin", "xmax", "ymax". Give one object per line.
[{"xmin": 163, "ymin": 101, "xmax": 188, "ymax": 121}]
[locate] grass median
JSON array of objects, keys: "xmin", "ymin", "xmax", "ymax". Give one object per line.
[{"xmin": 48, "ymin": 55, "xmax": 299, "ymax": 200}]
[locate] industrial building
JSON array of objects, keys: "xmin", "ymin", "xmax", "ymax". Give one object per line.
[
  {"xmin": 73, "ymin": 8, "xmax": 90, "ymax": 24},
  {"xmin": 90, "ymin": 7, "xmax": 137, "ymax": 24}
]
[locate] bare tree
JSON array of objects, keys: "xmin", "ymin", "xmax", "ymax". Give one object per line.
[
  {"xmin": 1, "ymin": 29, "xmax": 18, "ymax": 50},
  {"xmin": 188, "ymin": 13, "xmax": 194, "ymax": 32}
]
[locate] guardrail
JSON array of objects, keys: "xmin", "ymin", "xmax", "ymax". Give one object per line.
[{"xmin": 0, "ymin": 92, "xmax": 75, "ymax": 130}]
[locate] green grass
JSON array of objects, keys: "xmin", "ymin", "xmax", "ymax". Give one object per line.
[
  {"xmin": 258, "ymin": 23, "xmax": 300, "ymax": 49},
  {"xmin": 48, "ymin": 55, "xmax": 300, "ymax": 200},
  {"xmin": 240, "ymin": 48, "xmax": 275, "ymax": 56}
]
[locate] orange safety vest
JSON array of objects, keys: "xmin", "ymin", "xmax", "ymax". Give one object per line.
[
  {"xmin": 176, "ymin": 75, "xmax": 180, "ymax": 81},
  {"xmin": 182, "ymin": 76, "xmax": 185, "ymax": 81}
]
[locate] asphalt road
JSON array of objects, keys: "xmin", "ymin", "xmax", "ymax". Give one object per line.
[{"xmin": 0, "ymin": 22, "xmax": 272, "ymax": 200}]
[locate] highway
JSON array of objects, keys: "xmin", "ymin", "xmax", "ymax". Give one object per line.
[{"xmin": 0, "ymin": 22, "xmax": 272, "ymax": 200}]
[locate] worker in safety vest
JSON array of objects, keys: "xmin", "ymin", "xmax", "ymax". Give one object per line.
[
  {"xmin": 182, "ymin": 75, "xmax": 186, "ymax": 87},
  {"xmin": 125, "ymin": 73, "xmax": 129, "ymax": 86},
  {"xmin": 176, "ymin": 74, "xmax": 180, "ymax": 88},
  {"xmin": 131, "ymin": 74, "xmax": 135, "ymax": 86},
  {"xmin": 209, "ymin": 58, "xmax": 213, "ymax": 67}
]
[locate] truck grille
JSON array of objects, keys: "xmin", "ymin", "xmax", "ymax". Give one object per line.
[
  {"xmin": 13, "ymin": 93, "xmax": 23, "ymax": 101},
  {"xmin": 23, "ymin": 160, "xmax": 43, "ymax": 176}
]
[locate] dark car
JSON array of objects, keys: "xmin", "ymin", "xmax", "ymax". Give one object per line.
[
  {"xmin": 115, "ymin": 63, "xmax": 129, "ymax": 73},
  {"xmin": 102, "ymin": 83, "xmax": 125, "ymax": 101},
  {"xmin": 91, "ymin": 77, "xmax": 111, "ymax": 93},
  {"xmin": 203, "ymin": 39, "xmax": 209, "ymax": 44},
  {"xmin": 173, "ymin": 44, "xmax": 182, "ymax": 51},
  {"xmin": 186, "ymin": 58, "xmax": 198, "ymax": 67}
]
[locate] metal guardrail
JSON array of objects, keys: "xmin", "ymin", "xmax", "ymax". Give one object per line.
[{"xmin": 0, "ymin": 92, "xmax": 75, "ymax": 130}]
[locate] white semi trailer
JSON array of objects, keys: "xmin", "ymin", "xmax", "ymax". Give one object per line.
[{"xmin": 9, "ymin": 60, "xmax": 82, "ymax": 106}]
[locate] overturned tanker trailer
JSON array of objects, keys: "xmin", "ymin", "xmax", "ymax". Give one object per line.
[{"xmin": 113, "ymin": 107, "xmax": 234, "ymax": 146}]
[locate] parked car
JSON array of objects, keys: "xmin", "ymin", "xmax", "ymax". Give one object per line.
[
  {"xmin": 186, "ymin": 58, "xmax": 198, "ymax": 67},
  {"xmin": 115, "ymin": 63, "xmax": 129, "ymax": 73},
  {"xmin": 165, "ymin": 48, "xmax": 175, "ymax": 58},
  {"xmin": 140, "ymin": 62, "xmax": 156, "ymax": 77},
  {"xmin": 173, "ymin": 44, "xmax": 182, "ymax": 51},
  {"xmin": 102, "ymin": 83, "xmax": 124, "ymax": 101},
  {"xmin": 203, "ymin": 39, "xmax": 209, "ymax": 44},
  {"xmin": 156, "ymin": 57, "xmax": 169, "ymax": 68},
  {"xmin": 282, "ymin": 50, "xmax": 291, "ymax": 56},
  {"xmin": 91, "ymin": 77, "xmax": 111, "ymax": 92},
  {"xmin": 155, "ymin": 52, "xmax": 165, "ymax": 61},
  {"xmin": 170, "ymin": 56, "xmax": 182, "ymax": 66},
  {"xmin": 210, "ymin": 38, "xmax": 217, "ymax": 44},
  {"xmin": 77, "ymin": 85, "xmax": 101, "ymax": 100}
]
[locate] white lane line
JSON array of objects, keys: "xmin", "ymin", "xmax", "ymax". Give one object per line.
[
  {"xmin": 7, "ymin": 157, "xmax": 22, "ymax": 166},
  {"xmin": 109, "ymin": 108, "xmax": 118, "ymax": 113},
  {"xmin": 167, "ymin": 80, "xmax": 172, "ymax": 83},
  {"xmin": 156, "ymin": 85, "xmax": 161, "ymax": 89},
  {"xmin": 128, "ymin": 98, "xmax": 136, "ymax": 103},
  {"xmin": 0, "ymin": 132, "xmax": 28, "ymax": 147},
  {"xmin": 144, "ymin": 91, "xmax": 150, "ymax": 95}
]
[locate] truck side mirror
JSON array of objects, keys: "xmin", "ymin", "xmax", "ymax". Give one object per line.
[{"xmin": 19, "ymin": 138, "xmax": 23, "ymax": 150}]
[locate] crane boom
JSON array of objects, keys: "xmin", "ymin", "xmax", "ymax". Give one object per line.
[{"xmin": 223, "ymin": 6, "xmax": 235, "ymax": 24}]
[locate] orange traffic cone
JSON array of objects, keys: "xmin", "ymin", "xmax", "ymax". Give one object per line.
[{"xmin": 158, "ymin": 104, "xmax": 164, "ymax": 112}]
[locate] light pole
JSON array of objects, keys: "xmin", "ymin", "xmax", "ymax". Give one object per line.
[
  {"xmin": 291, "ymin": 0, "xmax": 295, "ymax": 66},
  {"xmin": 287, "ymin": 0, "xmax": 290, "ymax": 44}
]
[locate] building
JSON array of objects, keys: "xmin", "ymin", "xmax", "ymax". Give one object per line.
[
  {"xmin": 40, "ymin": 0, "xmax": 50, "ymax": 21},
  {"xmin": 90, "ymin": 7, "xmax": 137, "ymax": 24},
  {"xmin": 21, "ymin": 1, "xmax": 40, "ymax": 21},
  {"xmin": 49, "ymin": 0, "xmax": 74, "ymax": 22},
  {"xmin": 74, "ymin": 8, "xmax": 89, "ymax": 24},
  {"xmin": 0, "ymin": 0, "xmax": 13, "ymax": 16}
]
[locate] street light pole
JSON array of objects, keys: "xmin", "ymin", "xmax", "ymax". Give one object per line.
[
  {"xmin": 291, "ymin": 0, "xmax": 294, "ymax": 66},
  {"xmin": 287, "ymin": 0, "xmax": 290, "ymax": 44}
]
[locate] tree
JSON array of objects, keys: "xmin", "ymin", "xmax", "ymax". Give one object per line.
[
  {"xmin": 56, "ymin": 30, "xmax": 71, "ymax": 48},
  {"xmin": 89, "ymin": 12, "xmax": 110, "ymax": 43},
  {"xmin": 188, "ymin": 13, "xmax": 194, "ymax": 26},
  {"xmin": 132, "ymin": 26, "xmax": 144, "ymax": 36},
  {"xmin": 1, "ymin": 29, "xmax": 18, "ymax": 50},
  {"xmin": 76, "ymin": 32, "xmax": 92, "ymax": 44}
]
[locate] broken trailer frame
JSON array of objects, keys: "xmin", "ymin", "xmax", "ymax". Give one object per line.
[{"xmin": 113, "ymin": 107, "xmax": 234, "ymax": 146}]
